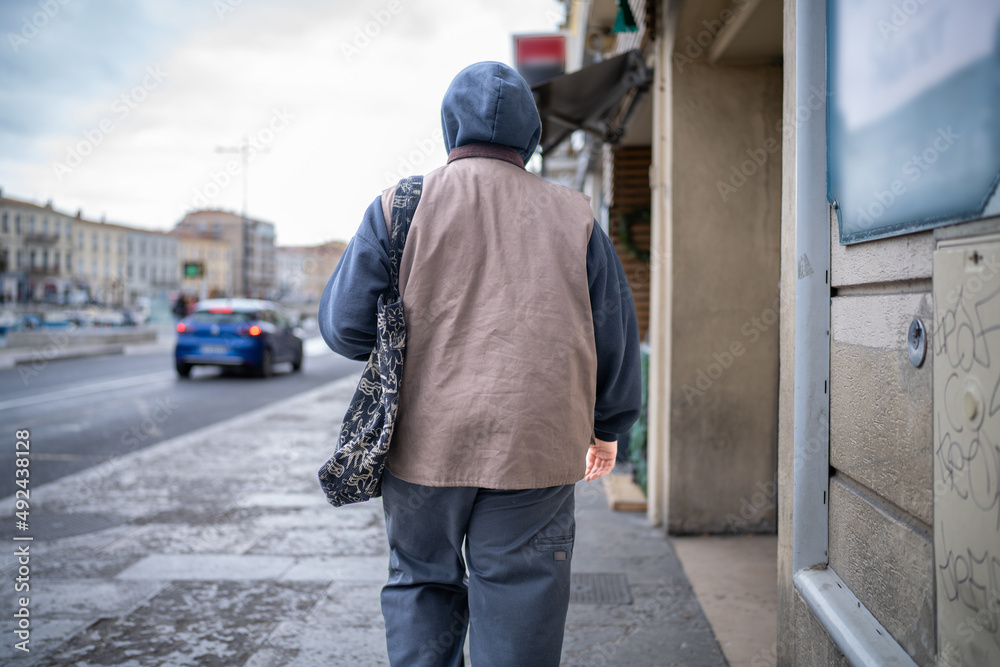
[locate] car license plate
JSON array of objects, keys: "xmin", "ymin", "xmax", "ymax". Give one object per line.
[{"xmin": 201, "ymin": 345, "xmax": 228, "ymax": 355}]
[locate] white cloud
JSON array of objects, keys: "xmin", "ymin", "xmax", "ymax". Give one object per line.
[{"xmin": 1, "ymin": 0, "xmax": 563, "ymax": 245}]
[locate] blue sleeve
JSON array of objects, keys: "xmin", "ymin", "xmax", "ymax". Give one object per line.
[
  {"xmin": 587, "ymin": 222, "xmax": 642, "ymax": 441},
  {"xmin": 318, "ymin": 196, "xmax": 391, "ymax": 361}
]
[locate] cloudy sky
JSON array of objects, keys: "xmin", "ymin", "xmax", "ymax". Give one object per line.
[{"xmin": 0, "ymin": 0, "xmax": 563, "ymax": 245}]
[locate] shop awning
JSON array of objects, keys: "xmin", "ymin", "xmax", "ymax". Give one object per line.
[{"xmin": 532, "ymin": 49, "xmax": 653, "ymax": 154}]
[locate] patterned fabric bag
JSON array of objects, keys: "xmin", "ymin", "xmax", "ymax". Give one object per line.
[{"xmin": 318, "ymin": 175, "xmax": 422, "ymax": 506}]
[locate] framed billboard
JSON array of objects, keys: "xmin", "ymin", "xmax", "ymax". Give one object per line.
[{"xmin": 828, "ymin": 0, "xmax": 1000, "ymax": 244}]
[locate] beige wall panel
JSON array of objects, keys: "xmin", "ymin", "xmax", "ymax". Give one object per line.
[
  {"xmin": 829, "ymin": 475, "xmax": 936, "ymax": 665},
  {"xmin": 830, "ymin": 211, "xmax": 933, "ymax": 287},
  {"xmin": 669, "ymin": 61, "xmax": 782, "ymax": 534},
  {"xmin": 791, "ymin": 589, "xmax": 852, "ymax": 667},
  {"xmin": 830, "ymin": 292, "xmax": 933, "ymax": 524}
]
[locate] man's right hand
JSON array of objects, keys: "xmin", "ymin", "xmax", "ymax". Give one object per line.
[{"xmin": 584, "ymin": 438, "xmax": 617, "ymax": 482}]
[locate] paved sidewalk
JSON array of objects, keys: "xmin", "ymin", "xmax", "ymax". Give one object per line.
[{"xmin": 1, "ymin": 374, "xmax": 727, "ymax": 666}]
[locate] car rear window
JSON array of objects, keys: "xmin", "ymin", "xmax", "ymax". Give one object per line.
[{"xmin": 190, "ymin": 311, "xmax": 254, "ymax": 324}]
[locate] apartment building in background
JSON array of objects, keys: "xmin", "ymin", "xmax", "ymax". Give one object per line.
[
  {"xmin": 73, "ymin": 217, "xmax": 130, "ymax": 307},
  {"xmin": 0, "ymin": 190, "xmax": 76, "ymax": 303},
  {"xmin": 174, "ymin": 209, "xmax": 276, "ymax": 298},
  {"xmin": 125, "ymin": 228, "xmax": 179, "ymax": 307},
  {"xmin": 172, "ymin": 230, "xmax": 233, "ymax": 300},
  {"xmin": 275, "ymin": 241, "xmax": 346, "ymax": 304}
]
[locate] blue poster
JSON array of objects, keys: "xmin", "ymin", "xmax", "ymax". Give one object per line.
[{"xmin": 828, "ymin": 0, "xmax": 1000, "ymax": 244}]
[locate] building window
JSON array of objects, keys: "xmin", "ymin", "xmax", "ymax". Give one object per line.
[
  {"xmin": 41, "ymin": 249, "xmax": 48, "ymax": 269},
  {"xmin": 118, "ymin": 237, "xmax": 124, "ymax": 253},
  {"xmin": 28, "ymin": 216, "xmax": 34, "ymax": 235},
  {"xmin": 65, "ymin": 220, "xmax": 71, "ymax": 236},
  {"xmin": 104, "ymin": 234, "xmax": 110, "ymax": 252},
  {"xmin": 127, "ymin": 263, "xmax": 133, "ymax": 279},
  {"xmin": 29, "ymin": 249, "xmax": 36, "ymax": 268},
  {"xmin": 128, "ymin": 237, "xmax": 134, "ymax": 252},
  {"xmin": 105, "ymin": 261, "xmax": 110, "ymax": 278},
  {"xmin": 17, "ymin": 250, "xmax": 23, "ymax": 268},
  {"xmin": 66, "ymin": 252, "xmax": 72, "ymax": 270},
  {"xmin": 92, "ymin": 233, "xmax": 97, "ymax": 251},
  {"xmin": 55, "ymin": 219, "xmax": 61, "ymax": 237},
  {"xmin": 14, "ymin": 213, "xmax": 21, "ymax": 234},
  {"xmin": 91, "ymin": 259, "xmax": 97, "ymax": 278},
  {"xmin": 42, "ymin": 218, "xmax": 48, "ymax": 235},
  {"xmin": 139, "ymin": 265, "xmax": 146, "ymax": 280},
  {"xmin": 1, "ymin": 211, "xmax": 7, "ymax": 233}
]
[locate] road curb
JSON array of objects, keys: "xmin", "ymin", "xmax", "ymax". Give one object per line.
[
  {"xmin": 0, "ymin": 372, "xmax": 362, "ymax": 513},
  {"xmin": 6, "ymin": 344, "xmax": 126, "ymax": 367}
]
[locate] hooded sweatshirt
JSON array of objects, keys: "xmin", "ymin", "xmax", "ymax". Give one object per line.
[{"xmin": 319, "ymin": 62, "xmax": 640, "ymax": 489}]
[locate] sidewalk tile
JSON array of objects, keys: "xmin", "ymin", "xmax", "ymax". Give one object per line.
[
  {"xmin": 280, "ymin": 556, "xmax": 387, "ymax": 582},
  {"xmin": 35, "ymin": 581, "xmax": 325, "ymax": 667},
  {"xmin": 116, "ymin": 554, "xmax": 294, "ymax": 580}
]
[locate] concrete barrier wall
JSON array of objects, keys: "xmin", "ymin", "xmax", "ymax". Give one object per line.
[{"xmin": 6, "ymin": 328, "xmax": 157, "ymax": 348}]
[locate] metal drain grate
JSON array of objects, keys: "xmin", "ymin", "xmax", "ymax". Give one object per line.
[{"xmin": 569, "ymin": 572, "xmax": 632, "ymax": 605}]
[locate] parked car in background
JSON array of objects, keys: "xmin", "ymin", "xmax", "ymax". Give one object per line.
[{"xmin": 174, "ymin": 298, "xmax": 304, "ymax": 378}]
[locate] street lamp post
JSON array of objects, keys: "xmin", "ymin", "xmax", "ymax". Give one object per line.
[{"xmin": 215, "ymin": 137, "xmax": 268, "ymax": 298}]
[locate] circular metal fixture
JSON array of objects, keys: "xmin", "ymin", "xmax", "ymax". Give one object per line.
[{"xmin": 908, "ymin": 318, "xmax": 926, "ymax": 368}]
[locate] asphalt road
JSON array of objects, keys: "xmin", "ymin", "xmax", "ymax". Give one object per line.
[{"xmin": 0, "ymin": 337, "xmax": 364, "ymax": 499}]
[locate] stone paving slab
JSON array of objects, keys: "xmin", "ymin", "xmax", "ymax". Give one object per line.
[
  {"xmin": 279, "ymin": 556, "xmax": 387, "ymax": 582},
  {"xmin": 117, "ymin": 555, "xmax": 296, "ymax": 581},
  {"xmin": 33, "ymin": 581, "xmax": 327, "ymax": 667}
]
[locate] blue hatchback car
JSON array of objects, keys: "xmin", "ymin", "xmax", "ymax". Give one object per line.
[{"xmin": 174, "ymin": 298, "xmax": 303, "ymax": 378}]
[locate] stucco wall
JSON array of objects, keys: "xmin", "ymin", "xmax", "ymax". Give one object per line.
[{"xmin": 667, "ymin": 58, "xmax": 783, "ymax": 534}]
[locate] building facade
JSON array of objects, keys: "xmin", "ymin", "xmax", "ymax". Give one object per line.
[
  {"xmin": 125, "ymin": 229, "xmax": 179, "ymax": 307},
  {"xmin": 174, "ymin": 210, "xmax": 276, "ymax": 298},
  {"xmin": 548, "ymin": 0, "xmax": 999, "ymax": 664},
  {"xmin": 173, "ymin": 231, "xmax": 233, "ymax": 299},
  {"xmin": 73, "ymin": 218, "xmax": 130, "ymax": 307},
  {"xmin": 0, "ymin": 192, "xmax": 75, "ymax": 303},
  {"xmin": 275, "ymin": 242, "xmax": 346, "ymax": 305}
]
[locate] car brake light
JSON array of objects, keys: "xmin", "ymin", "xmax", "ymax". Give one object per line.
[
  {"xmin": 177, "ymin": 322, "xmax": 186, "ymax": 333},
  {"xmin": 248, "ymin": 325, "xmax": 262, "ymax": 336},
  {"xmin": 209, "ymin": 307, "xmax": 234, "ymax": 313}
]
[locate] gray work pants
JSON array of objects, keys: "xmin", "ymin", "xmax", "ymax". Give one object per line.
[{"xmin": 380, "ymin": 470, "xmax": 576, "ymax": 666}]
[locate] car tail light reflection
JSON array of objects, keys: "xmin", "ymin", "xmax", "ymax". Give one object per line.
[{"xmin": 248, "ymin": 325, "xmax": 262, "ymax": 336}]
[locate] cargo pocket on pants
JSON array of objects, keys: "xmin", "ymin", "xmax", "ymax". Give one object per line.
[{"xmin": 534, "ymin": 535, "xmax": 574, "ymax": 562}]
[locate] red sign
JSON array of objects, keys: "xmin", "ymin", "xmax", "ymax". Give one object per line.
[{"xmin": 513, "ymin": 34, "xmax": 566, "ymax": 85}]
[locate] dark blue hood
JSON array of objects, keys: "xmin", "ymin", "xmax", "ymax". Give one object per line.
[{"xmin": 440, "ymin": 62, "xmax": 541, "ymax": 164}]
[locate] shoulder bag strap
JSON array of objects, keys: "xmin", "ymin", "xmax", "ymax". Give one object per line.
[{"xmin": 386, "ymin": 175, "xmax": 423, "ymax": 300}]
